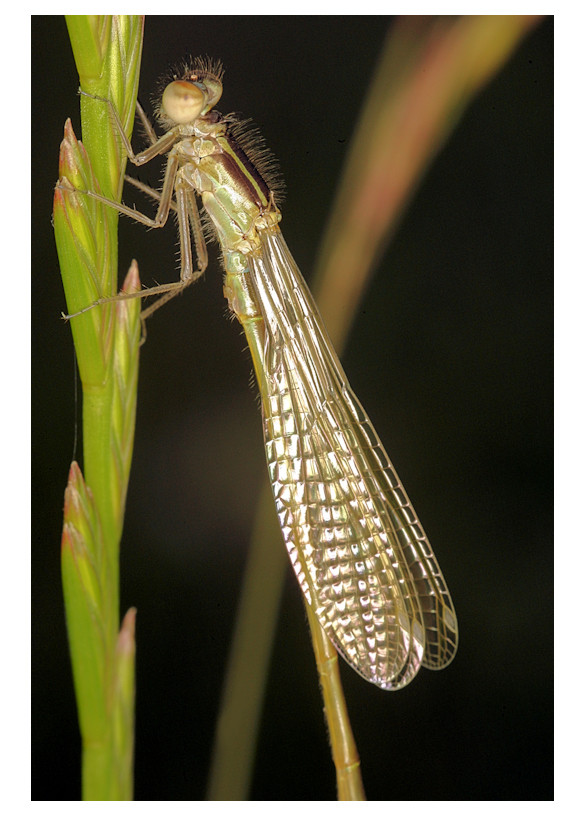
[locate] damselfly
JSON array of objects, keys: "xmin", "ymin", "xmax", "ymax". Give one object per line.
[{"xmin": 63, "ymin": 57, "xmax": 458, "ymax": 690}]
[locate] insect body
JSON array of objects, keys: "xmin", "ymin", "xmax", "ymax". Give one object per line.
[{"xmin": 64, "ymin": 57, "xmax": 458, "ymax": 689}]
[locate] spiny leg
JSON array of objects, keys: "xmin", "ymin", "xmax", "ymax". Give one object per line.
[
  {"xmin": 60, "ymin": 92, "xmax": 179, "ymax": 314},
  {"xmin": 61, "ymin": 105, "xmax": 188, "ymax": 314},
  {"xmin": 59, "ymin": 150, "xmax": 179, "ymax": 235},
  {"xmin": 123, "ymin": 171, "xmax": 212, "ymax": 266},
  {"xmin": 62, "ymin": 93, "xmax": 209, "ymax": 333},
  {"xmin": 119, "ymin": 176, "xmax": 208, "ymax": 326},
  {"xmin": 135, "ymin": 99, "xmax": 159, "ymax": 147},
  {"xmin": 62, "ymin": 181, "xmax": 208, "ymax": 326},
  {"xmin": 59, "ymin": 155, "xmax": 178, "ymax": 320},
  {"xmin": 124, "ymin": 174, "xmax": 178, "ymax": 213},
  {"xmin": 137, "ymin": 185, "xmax": 208, "ymax": 342},
  {"xmin": 79, "ymin": 90, "xmax": 178, "ymax": 166},
  {"xmin": 120, "ymin": 174, "xmax": 209, "ymax": 296}
]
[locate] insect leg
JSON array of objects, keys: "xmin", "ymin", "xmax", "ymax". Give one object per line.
[
  {"xmin": 79, "ymin": 90, "xmax": 177, "ymax": 165},
  {"xmin": 60, "ymin": 152, "xmax": 183, "ymax": 320},
  {"xmin": 139, "ymin": 184, "xmax": 208, "ymax": 323},
  {"xmin": 135, "ymin": 100, "xmax": 159, "ymax": 147}
]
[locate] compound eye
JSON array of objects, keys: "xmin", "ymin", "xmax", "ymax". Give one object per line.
[{"xmin": 161, "ymin": 80, "xmax": 205, "ymax": 124}]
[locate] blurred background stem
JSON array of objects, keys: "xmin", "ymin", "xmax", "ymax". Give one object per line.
[{"xmin": 206, "ymin": 14, "xmax": 541, "ymax": 800}]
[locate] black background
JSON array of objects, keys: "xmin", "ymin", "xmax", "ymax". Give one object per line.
[{"xmin": 32, "ymin": 16, "xmax": 553, "ymax": 801}]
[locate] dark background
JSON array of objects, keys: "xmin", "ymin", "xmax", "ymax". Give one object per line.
[{"xmin": 32, "ymin": 16, "xmax": 553, "ymax": 801}]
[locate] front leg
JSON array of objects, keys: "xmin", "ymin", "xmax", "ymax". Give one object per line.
[
  {"xmin": 79, "ymin": 90, "xmax": 178, "ymax": 165},
  {"xmin": 60, "ymin": 150, "xmax": 180, "ymax": 231},
  {"xmin": 62, "ymin": 180, "xmax": 207, "ymax": 328}
]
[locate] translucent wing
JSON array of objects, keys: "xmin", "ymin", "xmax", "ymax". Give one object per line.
[{"xmin": 248, "ymin": 228, "xmax": 458, "ymax": 690}]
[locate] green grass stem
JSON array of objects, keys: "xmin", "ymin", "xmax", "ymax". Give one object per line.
[{"xmin": 54, "ymin": 15, "xmax": 144, "ymax": 800}]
